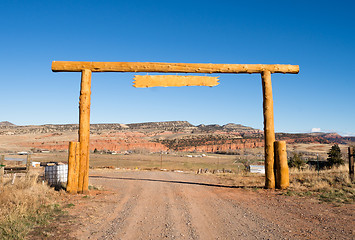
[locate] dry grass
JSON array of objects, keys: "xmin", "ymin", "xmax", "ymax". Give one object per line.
[
  {"xmin": 90, "ymin": 152, "xmax": 241, "ymax": 172},
  {"xmin": 35, "ymin": 152, "xmax": 242, "ymax": 172},
  {"xmin": 286, "ymin": 165, "xmax": 355, "ymax": 204},
  {"xmin": 0, "ymin": 172, "xmax": 62, "ymax": 239},
  {"xmin": 213, "ymin": 165, "xmax": 354, "ymax": 204},
  {"xmin": 213, "ymin": 172, "xmax": 265, "ymax": 188}
]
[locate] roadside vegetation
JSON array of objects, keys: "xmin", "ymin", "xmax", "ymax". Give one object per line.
[
  {"xmin": 214, "ymin": 165, "xmax": 354, "ymax": 204},
  {"xmin": 215, "ymin": 144, "xmax": 354, "ymax": 204},
  {"xmin": 286, "ymin": 165, "xmax": 354, "ymax": 204},
  {"xmin": 284, "ymin": 144, "xmax": 354, "ymax": 204},
  {"xmin": 288, "ymin": 152, "xmax": 307, "ymax": 170},
  {"xmin": 0, "ymin": 173, "xmax": 67, "ymax": 239}
]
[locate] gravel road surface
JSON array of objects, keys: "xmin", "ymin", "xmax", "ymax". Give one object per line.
[{"xmin": 67, "ymin": 170, "xmax": 354, "ymax": 240}]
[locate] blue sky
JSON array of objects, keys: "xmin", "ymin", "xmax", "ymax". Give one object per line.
[{"xmin": 0, "ymin": 0, "xmax": 354, "ymax": 135}]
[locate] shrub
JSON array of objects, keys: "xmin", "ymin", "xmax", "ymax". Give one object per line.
[
  {"xmin": 288, "ymin": 153, "xmax": 306, "ymax": 170},
  {"xmin": 327, "ymin": 144, "xmax": 344, "ymax": 167}
]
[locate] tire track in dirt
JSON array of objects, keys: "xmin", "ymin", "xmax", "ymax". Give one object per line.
[
  {"xmin": 164, "ymin": 179, "xmax": 198, "ymax": 239},
  {"xmin": 93, "ymin": 181, "xmax": 142, "ymax": 239},
  {"xmin": 71, "ymin": 176, "xmax": 142, "ymax": 239},
  {"xmin": 107, "ymin": 172, "xmax": 199, "ymax": 239},
  {"xmin": 117, "ymin": 174, "xmax": 168, "ymax": 239},
  {"xmin": 180, "ymin": 181, "xmax": 283, "ymax": 239},
  {"xmin": 70, "ymin": 170, "xmax": 354, "ymax": 240}
]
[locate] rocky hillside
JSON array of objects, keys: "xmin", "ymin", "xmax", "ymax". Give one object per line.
[
  {"xmin": 0, "ymin": 121, "xmax": 261, "ymax": 135},
  {"xmin": 0, "ymin": 121, "xmax": 353, "ymax": 153},
  {"xmin": 127, "ymin": 121, "xmax": 195, "ymax": 131},
  {"xmin": 0, "ymin": 121, "xmax": 16, "ymax": 127}
]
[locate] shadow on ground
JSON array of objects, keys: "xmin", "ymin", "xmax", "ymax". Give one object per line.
[{"xmin": 90, "ymin": 175, "xmax": 261, "ymax": 189}]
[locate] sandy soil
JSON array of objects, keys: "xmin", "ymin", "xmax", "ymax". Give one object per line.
[{"xmin": 57, "ymin": 170, "xmax": 355, "ymax": 240}]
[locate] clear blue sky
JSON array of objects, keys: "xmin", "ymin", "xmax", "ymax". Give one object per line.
[{"xmin": 0, "ymin": 0, "xmax": 354, "ymax": 135}]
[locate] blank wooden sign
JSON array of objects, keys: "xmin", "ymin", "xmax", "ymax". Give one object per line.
[{"xmin": 133, "ymin": 75, "xmax": 219, "ymax": 88}]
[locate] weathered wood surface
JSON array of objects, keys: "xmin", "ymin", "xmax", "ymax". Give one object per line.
[
  {"xmin": 3, "ymin": 167, "xmax": 28, "ymax": 171},
  {"xmin": 52, "ymin": 61, "xmax": 299, "ymax": 74},
  {"xmin": 133, "ymin": 75, "xmax": 219, "ymax": 88},
  {"xmin": 0, "ymin": 155, "xmax": 4, "ymax": 183},
  {"xmin": 261, "ymin": 70, "xmax": 275, "ymax": 189},
  {"xmin": 349, "ymin": 147, "xmax": 354, "ymax": 182},
  {"xmin": 26, "ymin": 155, "xmax": 31, "ymax": 171},
  {"xmin": 1, "ymin": 155, "xmax": 31, "ymax": 173},
  {"xmin": 78, "ymin": 69, "xmax": 92, "ymax": 194},
  {"xmin": 67, "ymin": 142, "xmax": 80, "ymax": 194},
  {"xmin": 274, "ymin": 141, "xmax": 289, "ymax": 189}
]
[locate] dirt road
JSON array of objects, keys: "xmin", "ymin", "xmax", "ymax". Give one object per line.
[{"xmin": 67, "ymin": 170, "xmax": 354, "ymax": 239}]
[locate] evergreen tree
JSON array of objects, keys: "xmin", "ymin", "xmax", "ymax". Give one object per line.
[{"xmin": 327, "ymin": 144, "xmax": 344, "ymax": 167}]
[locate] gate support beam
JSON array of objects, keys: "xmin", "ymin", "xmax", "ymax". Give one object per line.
[
  {"xmin": 274, "ymin": 141, "xmax": 289, "ymax": 189},
  {"xmin": 52, "ymin": 61, "xmax": 299, "ymax": 74},
  {"xmin": 261, "ymin": 70, "xmax": 275, "ymax": 189},
  {"xmin": 78, "ymin": 69, "xmax": 92, "ymax": 193},
  {"xmin": 67, "ymin": 141, "xmax": 80, "ymax": 194}
]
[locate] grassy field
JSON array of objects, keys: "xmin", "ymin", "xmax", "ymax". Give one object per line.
[
  {"xmin": 28, "ymin": 151, "xmax": 264, "ymax": 172},
  {"xmin": 4, "ymin": 142, "xmax": 350, "ymax": 171}
]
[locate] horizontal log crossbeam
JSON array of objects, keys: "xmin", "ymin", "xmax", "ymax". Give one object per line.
[{"xmin": 52, "ymin": 61, "xmax": 299, "ymax": 74}]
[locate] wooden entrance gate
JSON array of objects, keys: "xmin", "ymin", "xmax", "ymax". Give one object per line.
[{"xmin": 52, "ymin": 61, "xmax": 299, "ymax": 193}]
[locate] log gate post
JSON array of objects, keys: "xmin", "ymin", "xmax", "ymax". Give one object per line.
[
  {"xmin": 78, "ymin": 69, "xmax": 92, "ymax": 193},
  {"xmin": 261, "ymin": 71, "xmax": 276, "ymax": 189}
]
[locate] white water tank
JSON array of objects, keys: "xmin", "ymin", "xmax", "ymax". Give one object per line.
[{"xmin": 45, "ymin": 164, "xmax": 68, "ymax": 186}]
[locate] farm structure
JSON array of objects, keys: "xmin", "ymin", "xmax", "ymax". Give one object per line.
[{"xmin": 0, "ymin": 155, "xmax": 31, "ymax": 174}]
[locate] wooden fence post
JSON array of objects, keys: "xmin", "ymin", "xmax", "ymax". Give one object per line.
[
  {"xmin": 26, "ymin": 154, "xmax": 31, "ymax": 173},
  {"xmin": 0, "ymin": 155, "xmax": 4, "ymax": 184},
  {"xmin": 274, "ymin": 141, "xmax": 289, "ymax": 189},
  {"xmin": 349, "ymin": 147, "xmax": 354, "ymax": 182},
  {"xmin": 261, "ymin": 71, "xmax": 276, "ymax": 189},
  {"xmin": 78, "ymin": 69, "xmax": 92, "ymax": 194}
]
